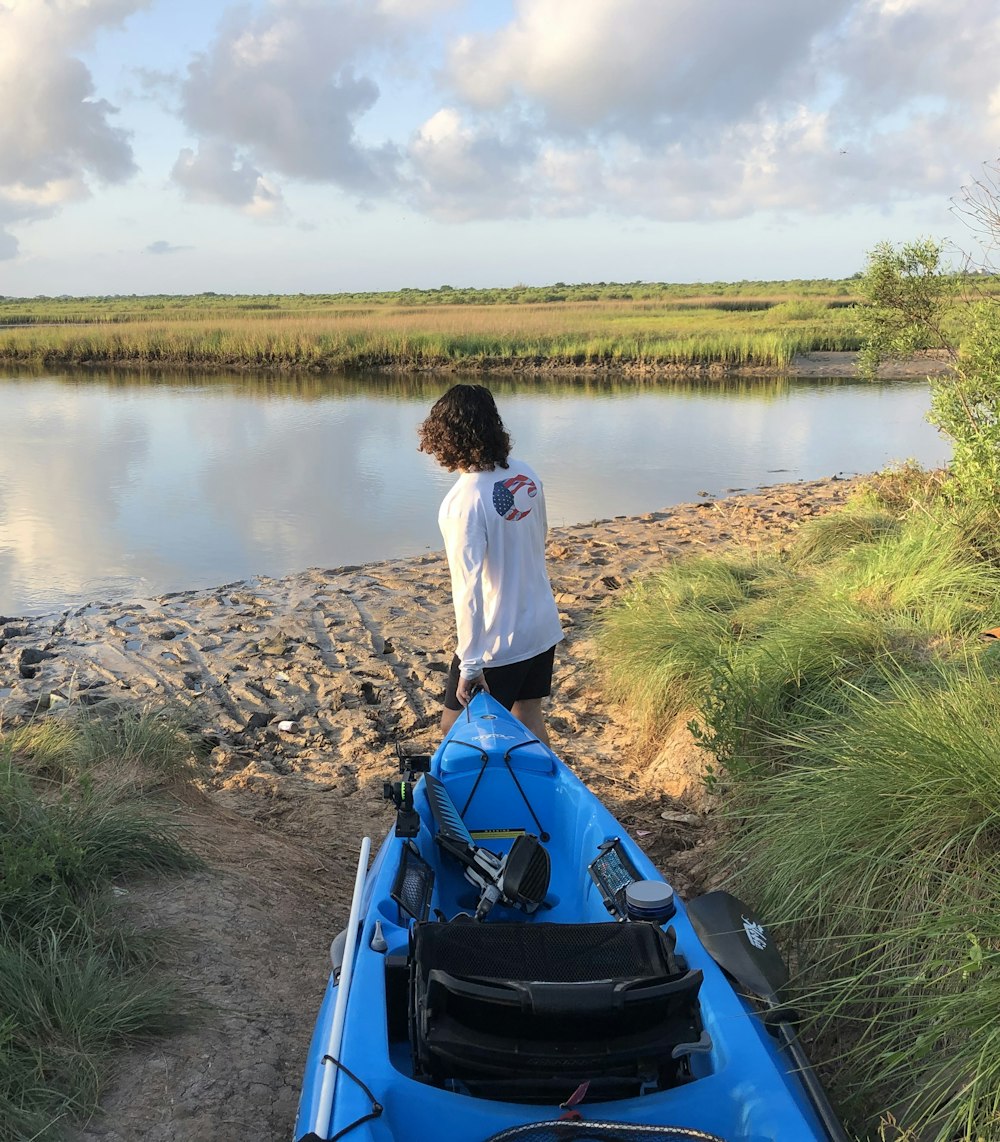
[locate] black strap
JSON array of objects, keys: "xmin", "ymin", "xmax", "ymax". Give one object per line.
[
  {"xmin": 319, "ymin": 1054, "xmax": 383, "ymax": 1142},
  {"xmin": 504, "ymin": 741, "xmax": 550, "ymax": 840}
]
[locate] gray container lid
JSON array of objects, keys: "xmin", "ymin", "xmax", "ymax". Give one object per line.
[{"xmin": 625, "ymin": 879, "xmax": 675, "ymax": 914}]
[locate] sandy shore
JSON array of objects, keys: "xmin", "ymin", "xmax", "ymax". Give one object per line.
[
  {"xmin": 1, "ymin": 477, "xmax": 856, "ymax": 1142},
  {"xmin": 787, "ymin": 349, "xmax": 952, "ymax": 378}
]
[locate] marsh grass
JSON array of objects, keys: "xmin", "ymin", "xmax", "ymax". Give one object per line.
[
  {"xmin": 596, "ymin": 478, "xmax": 1000, "ymax": 1137},
  {"xmin": 0, "ymin": 288, "xmax": 866, "ymax": 370},
  {"xmin": 599, "ymin": 495, "xmax": 1000, "ymax": 738},
  {"xmin": 727, "ymin": 664, "xmax": 1000, "ymax": 1139},
  {"xmin": 4, "ymin": 704, "xmax": 194, "ymax": 785},
  {"xmin": 0, "ymin": 708, "xmax": 199, "ymax": 1141}
]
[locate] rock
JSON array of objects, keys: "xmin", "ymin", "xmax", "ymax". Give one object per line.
[
  {"xmin": 19, "ymin": 647, "xmax": 55, "ymax": 667},
  {"xmin": 659, "ymin": 810, "xmax": 703, "ymax": 826},
  {"xmin": 641, "ymin": 709, "xmax": 715, "ymax": 810}
]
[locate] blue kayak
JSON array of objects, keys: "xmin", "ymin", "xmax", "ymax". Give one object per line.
[{"xmin": 294, "ymin": 693, "xmax": 847, "ymax": 1142}]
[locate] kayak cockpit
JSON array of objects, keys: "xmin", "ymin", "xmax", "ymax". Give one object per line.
[{"xmin": 409, "ymin": 918, "xmax": 707, "ymax": 1102}]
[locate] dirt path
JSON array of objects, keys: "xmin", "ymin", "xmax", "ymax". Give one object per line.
[{"xmin": 0, "ymin": 478, "xmax": 855, "ymax": 1142}]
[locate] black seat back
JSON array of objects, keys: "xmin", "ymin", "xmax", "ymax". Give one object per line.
[
  {"xmin": 410, "ymin": 920, "xmax": 704, "ymax": 1101},
  {"xmin": 423, "ymin": 773, "xmax": 478, "ymax": 864}
]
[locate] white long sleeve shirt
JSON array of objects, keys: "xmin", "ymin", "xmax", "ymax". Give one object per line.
[{"xmin": 438, "ymin": 459, "xmax": 564, "ymax": 679}]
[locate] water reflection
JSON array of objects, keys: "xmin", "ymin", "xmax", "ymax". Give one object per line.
[
  {"xmin": 11, "ymin": 364, "xmax": 845, "ymax": 401},
  {"xmin": 0, "ymin": 369, "xmax": 950, "ymax": 616}
]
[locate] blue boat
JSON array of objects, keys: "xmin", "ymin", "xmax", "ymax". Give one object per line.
[{"xmin": 294, "ymin": 694, "xmax": 848, "ymax": 1142}]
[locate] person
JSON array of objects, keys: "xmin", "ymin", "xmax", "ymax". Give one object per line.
[{"xmin": 418, "ymin": 384, "xmax": 563, "ymax": 744}]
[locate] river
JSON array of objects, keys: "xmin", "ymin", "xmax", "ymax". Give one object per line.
[{"xmin": 0, "ymin": 371, "xmax": 950, "ymax": 616}]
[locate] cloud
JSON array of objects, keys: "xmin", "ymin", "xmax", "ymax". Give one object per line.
[
  {"xmin": 407, "ymin": 0, "xmax": 1000, "ymax": 224},
  {"xmin": 444, "ymin": 0, "xmax": 854, "ymax": 141},
  {"xmin": 172, "ymin": 142, "xmax": 286, "ymax": 217},
  {"xmin": 0, "ymin": 0, "xmax": 146, "ymax": 256},
  {"xmin": 172, "ymin": 0, "xmax": 405, "ymax": 205},
  {"xmin": 144, "ymin": 240, "xmax": 192, "ymax": 255},
  {"xmin": 409, "ymin": 109, "xmax": 540, "ymax": 220}
]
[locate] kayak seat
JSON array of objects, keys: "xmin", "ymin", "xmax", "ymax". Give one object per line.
[{"xmin": 410, "ymin": 920, "xmax": 706, "ymax": 1101}]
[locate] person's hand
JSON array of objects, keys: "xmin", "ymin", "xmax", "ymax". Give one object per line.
[{"xmin": 457, "ymin": 672, "xmax": 489, "ymax": 707}]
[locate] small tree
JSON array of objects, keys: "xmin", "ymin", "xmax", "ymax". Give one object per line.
[
  {"xmin": 856, "ymin": 238, "xmax": 958, "ymax": 379},
  {"xmin": 858, "ymin": 221, "xmax": 1000, "ymax": 523}
]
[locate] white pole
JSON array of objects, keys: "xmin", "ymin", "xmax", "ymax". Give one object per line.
[{"xmin": 314, "ymin": 835, "xmax": 372, "ymax": 1138}]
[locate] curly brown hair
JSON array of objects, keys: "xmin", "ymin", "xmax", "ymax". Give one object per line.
[{"xmin": 417, "ymin": 384, "xmax": 511, "ymax": 472}]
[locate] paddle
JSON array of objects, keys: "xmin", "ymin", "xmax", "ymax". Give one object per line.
[{"xmin": 685, "ymin": 891, "xmax": 852, "ymax": 1142}]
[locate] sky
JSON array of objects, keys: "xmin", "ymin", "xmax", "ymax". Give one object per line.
[{"xmin": 2, "ymin": 0, "xmax": 999, "ymax": 296}]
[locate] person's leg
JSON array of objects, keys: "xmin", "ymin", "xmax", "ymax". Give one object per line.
[
  {"xmin": 511, "ymin": 697, "xmax": 549, "ymax": 746},
  {"xmin": 441, "ymin": 656, "xmax": 464, "ymax": 734},
  {"xmin": 509, "ymin": 646, "xmax": 555, "ymax": 744},
  {"xmin": 440, "ymin": 705, "xmax": 462, "ymax": 735}
]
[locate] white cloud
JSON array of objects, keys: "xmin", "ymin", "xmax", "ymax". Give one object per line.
[
  {"xmin": 0, "ymin": 0, "xmax": 146, "ymax": 257},
  {"xmin": 444, "ymin": 0, "xmax": 853, "ymax": 140},
  {"xmin": 405, "ymin": 0, "xmax": 1000, "ymax": 224},
  {"xmin": 409, "ymin": 108, "xmax": 539, "ymax": 220},
  {"xmin": 172, "ymin": 142, "xmax": 286, "ymax": 217},
  {"xmin": 172, "ymin": 0, "xmax": 405, "ymax": 206}
]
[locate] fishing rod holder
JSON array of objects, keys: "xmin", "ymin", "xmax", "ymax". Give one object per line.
[
  {"xmin": 383, "ymin": 779, "xmax": 421, "ymax": 838},
  {"xmin": 384, "ymin": 747, "xmax": 432, "ymax": 837}
]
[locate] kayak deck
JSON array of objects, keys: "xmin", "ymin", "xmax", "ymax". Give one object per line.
[{"xmin": 294, "ymin": 697, "xmax": 840, "ymax": 1142}]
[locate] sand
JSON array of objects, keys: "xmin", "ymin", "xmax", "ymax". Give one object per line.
[{"xmin": 0, "ymin": 477, "xmax": 856, "ymax": 1142}]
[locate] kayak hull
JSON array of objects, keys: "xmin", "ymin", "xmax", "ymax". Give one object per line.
[{"xmin": 294, "ymin": 695, "xmax": 841, "ymax": 1142}]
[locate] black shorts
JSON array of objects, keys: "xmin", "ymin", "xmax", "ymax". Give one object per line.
[{"xmin": 443, "ymin": 645, "xmax": 556, "ymax": 712}]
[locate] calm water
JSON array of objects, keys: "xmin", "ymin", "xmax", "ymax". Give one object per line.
[{"xmin": 0, "ymin": 371, "xmax": 950, "ymax": 616}]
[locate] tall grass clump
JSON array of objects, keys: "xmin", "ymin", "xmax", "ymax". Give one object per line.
[
  {"xmin": 596, "ymin": 475, "xmax": 1000, "ymax": 1137},
  {"xmin": 598, "ymin": 496, "xmax": 999, "ymax": 757},
  {"xmin": 597, "ymin": 555, "xmax": 789, "ymax": 734},
  {"xmin": 7, "ymin": 703, "xmax": 195, "ymax": 785},
  {"xmin": 0, "ymin": 707, "xmax": 200, "ymax": 1141},
  {"xmin": 721, "ymin": 661, "xmax": 1000, "ymax": 1139}
]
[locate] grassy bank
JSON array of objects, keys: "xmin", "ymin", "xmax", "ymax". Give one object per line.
[
  {"xmin": 0, "ymin": 283, "xmax": 867, "ymax": 371},
  {"xmin": 597, "ymin": 469, "xmax": 1000, "ymax": 1139},
  {"xmin": 0, "ymin": 706, "xmax": 199, "ymax": 1141}
]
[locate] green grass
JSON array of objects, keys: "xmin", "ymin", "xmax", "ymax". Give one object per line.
[
  {"xmin": 598, "ymin": 497, "xmax": 998, "ymax": 749},
  {"xmin": 726, "ymin": 663, "xmax": 1000, "ymax": 1138},
  {"xmin": 0, "ymin": 707, "xmax": 199, "ymax": 1142},
  {"xmin": 595, "ymin": 473, "xmax": 1000, "ymax": 1138},
  {"xmin": 0, "ymin": 283, "xmax": 870, "ymax": 370}
]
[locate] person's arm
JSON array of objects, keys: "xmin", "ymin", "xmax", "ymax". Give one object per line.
[{"xmin": 440, "ymin": 499, "xmax": 489, "ymax": 684}]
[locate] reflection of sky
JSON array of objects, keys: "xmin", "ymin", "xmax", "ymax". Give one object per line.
[
  {"xmin": 506, "ymin": 384, "xmax": 949, "ymax": 526},
  {"xmin": 0, "ymin": 375, "xmax": 951, "ymax": 615}
]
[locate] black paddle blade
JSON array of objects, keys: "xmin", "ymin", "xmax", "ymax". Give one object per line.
[
  {"xmin": 687, "ymin": 892, "xmax": 852, "ymax": 1142},
  {"xmin": 686, "ymin": 890, "xmax": 790, "ymax": 1004}
]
